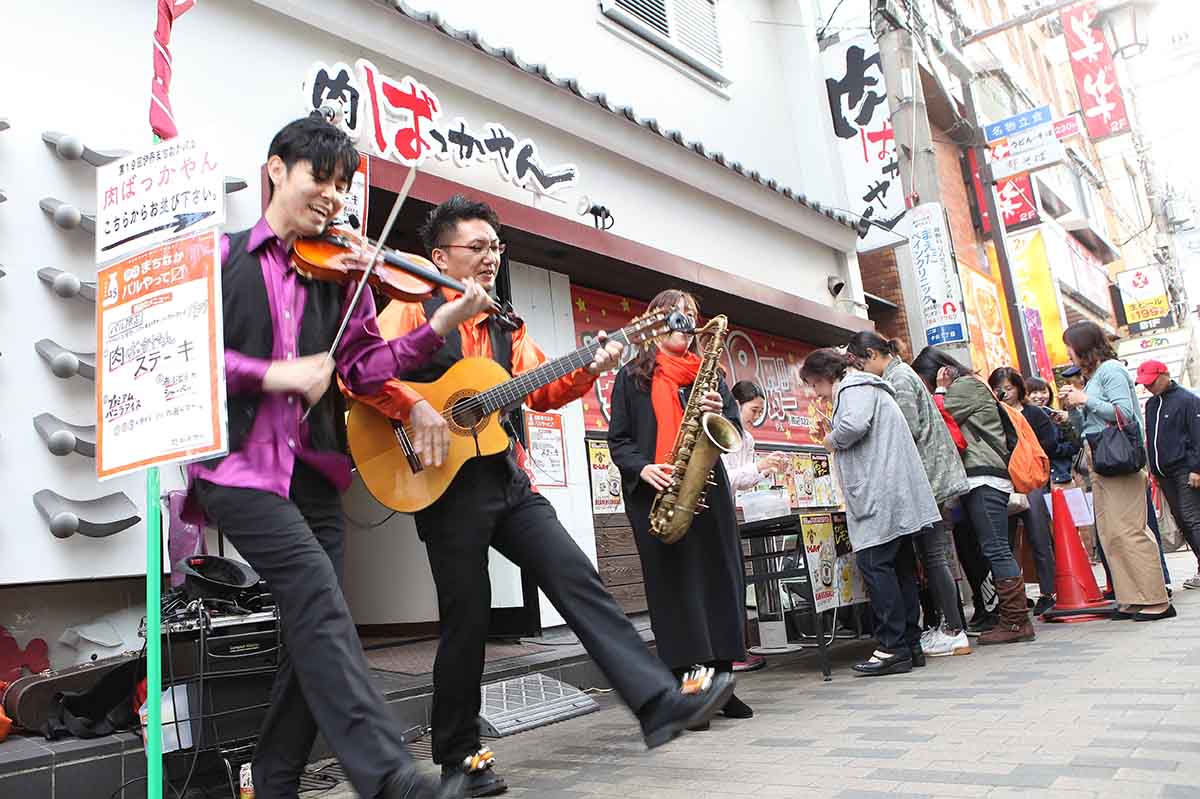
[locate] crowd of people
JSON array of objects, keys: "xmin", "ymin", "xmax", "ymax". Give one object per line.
[{"xmin": 787, "ymin": 321, "xmax": 1195, "ymax": 678}]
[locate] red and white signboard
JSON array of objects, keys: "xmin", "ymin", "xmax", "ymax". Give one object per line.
[
  {"xmin": 996, "ymin": 174, "xmax": 1039, "ymax": 230},
  {"xmin": 1053, "ymin": 114, "xmax": 1082, "ymax": 141},
  {"xmin": 1061, "ymin": 1, "xmax": 1131, "ymax": 140}
]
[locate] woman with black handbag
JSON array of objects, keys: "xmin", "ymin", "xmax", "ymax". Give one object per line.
[{"xmin": 1061, "ymin": 322, "xmax": 1174, "ymax": 621}]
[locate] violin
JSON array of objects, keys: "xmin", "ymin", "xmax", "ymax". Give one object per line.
[{"xmin": 291, "ymin": 227, "xmax": 501, "ymax": 310}]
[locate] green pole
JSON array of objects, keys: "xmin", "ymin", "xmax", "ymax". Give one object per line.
[{"xmin": 146, "ymin": 465, "xmax": 162, "ymax": 798}]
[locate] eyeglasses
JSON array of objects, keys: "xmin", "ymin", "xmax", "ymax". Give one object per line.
[{"xmin": 437, "ymin": 241, "xmax": 506, "ymax": 256}]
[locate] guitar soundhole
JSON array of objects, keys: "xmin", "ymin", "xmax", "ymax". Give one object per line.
[{"xmin": 447, "ymin": 390, "xmax": 486, "ymax": 435}]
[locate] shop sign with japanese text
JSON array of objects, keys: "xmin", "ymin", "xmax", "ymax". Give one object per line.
[
  {"xmin": 95, "ymin": 231, "xmax": 226, "ymax": 479},
  {"xmin": 996, "ymin": 174, "xmax": 1039, "ymax": 230},
  {"xmin": 571, "ymin": 286, "xmax": 827, "ymax": 447},
  {"xmin": 1061, "ymin": 1, "xmax": 1131, "ymax": 140},
  {"xmin": 1117, "ymin": 266, "xmax": 1172, "ymax": 333},
  {"xmin": 984, "ymin": 106, "xmax": 1054, "ymax": 143},
  {"xmin": 987, "ymin": 123, "xmax": 1064, "ymax": 181},
  {"xmin": 303, "ymin": 60, "xmax": 578, "ymax": 198},
  {"xmin": 95, "ymin": 138, "xmax": 224, "ymax": 264},
  {"xmin": 821, "ymin": 34, "xmax": 908, "ymax": 252},
  {"xmin": 909, "ymin": 202, "xmax": 967, "ymax": 346}
]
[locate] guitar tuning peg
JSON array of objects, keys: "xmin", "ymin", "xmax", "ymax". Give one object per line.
[
  {"xmin": 41, "ymin": 130, "xmax": 128, "ymax": 167},
  {"xmin": 38, "ymin": 267, "xmax": 96, "ymax": 304},
  {"xmin": 35, "ymin": 338, "xmax": 96, "ymax": 380},
  {"xmin": 39, "ymin": 197, "xmax": 96, "ymax": 234},
  {"xmin": 33, "ymin": 489, "xmax": 139, "ymax": 539}
]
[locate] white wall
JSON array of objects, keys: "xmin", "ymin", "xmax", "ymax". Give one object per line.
[
  {"xmin": 395, "ymin": 0, "xmax": 847, "ymax": 206},
  {"xmin": 1, "ymin": 0, "xmax": 852, "ymax": 598}
]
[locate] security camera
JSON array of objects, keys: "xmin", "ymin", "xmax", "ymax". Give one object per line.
[{"xmin": 827, "ymin": 276, "xmax": 846, "ymax": 298}]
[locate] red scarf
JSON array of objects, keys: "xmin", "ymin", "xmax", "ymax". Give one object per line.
[{"xmin": 651, "ymin": 349, "xmax": 702, "ymax": 463}]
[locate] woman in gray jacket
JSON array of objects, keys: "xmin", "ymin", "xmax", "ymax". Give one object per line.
[
  {"xmin": 801, "ymin": 349, "xmax": 941, "ymax": 677},
  {"xmin": 847, "ymin": 332, "xmax": 971, "ymax": 658}
]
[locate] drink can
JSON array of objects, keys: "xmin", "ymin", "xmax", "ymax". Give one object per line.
[{"xmin": 239, "ymin": 762, "xmax": 254, "ymax": 799}]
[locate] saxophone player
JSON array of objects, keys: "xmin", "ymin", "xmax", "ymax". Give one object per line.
[
  {"xmin": 607, "ymin": 290, "xmax": 753, "ymax": 725},
  {"xmin": 358, "ymin": 198, "xmax": 733, "ymax": 797}
]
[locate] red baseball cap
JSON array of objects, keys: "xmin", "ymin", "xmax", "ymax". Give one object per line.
[{"xmin": 1135, "ymin": 359, "xmax": 1170, "ymax": 386}]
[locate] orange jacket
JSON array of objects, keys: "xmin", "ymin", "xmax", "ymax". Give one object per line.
[{"xmin": 357, "ymin": 287, "xmax": 597, "ymax": 420}]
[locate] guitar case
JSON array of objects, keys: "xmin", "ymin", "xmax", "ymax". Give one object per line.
[{"xmin": 1, "ymin": 651, "xmax": 140, "ymax": 733}]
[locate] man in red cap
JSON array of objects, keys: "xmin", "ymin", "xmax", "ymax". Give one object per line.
[{"xmin": 1140, "ymin": 359, "xmax": 1200, "ymax": 588}]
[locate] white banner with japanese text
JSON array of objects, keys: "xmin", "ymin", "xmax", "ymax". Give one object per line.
[
  {"xmin": 909, "ymin": 202, "xmax": 967, "ymax": 346},
  {"xmin": 95, "ymin": 139, "xmax": 225, "ymax": 264},
  {"xmin": 821, "ymin": 35, "xmax": 908, "ymax": 252}
]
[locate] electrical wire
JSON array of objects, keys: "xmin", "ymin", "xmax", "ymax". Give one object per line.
[{"xmin": 816, "ymin": 0, "xmax": 850, "ymax": 40}]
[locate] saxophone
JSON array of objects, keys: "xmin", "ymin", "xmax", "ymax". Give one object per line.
[{"xmin": 649, "ymin": 315, "xmax": 743, "ymax": 544}]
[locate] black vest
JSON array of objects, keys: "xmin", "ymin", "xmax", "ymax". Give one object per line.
[
  {"xmin": 212, "ymin": 228, "xmax": 348, "ymax": 462},
  {"xmin": 402, "ymin": 292, "xmax": 514, "ymax": 382}
]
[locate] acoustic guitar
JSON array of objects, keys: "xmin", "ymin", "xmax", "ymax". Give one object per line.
[{"xmin": 347, "ymin": 309, "xmax": 683, "ymax": 513}]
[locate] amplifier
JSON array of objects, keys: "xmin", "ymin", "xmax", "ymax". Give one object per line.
[
  {"xmin": 163, "ymin": 609, "xmax": 282, "ymax": 752},
  {"xmin": 164, "ymin": 610, "xmax": 282, "ymax": 681}
]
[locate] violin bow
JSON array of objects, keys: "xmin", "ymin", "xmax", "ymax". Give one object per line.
[{"xmin": 302, "ymin": 165, "xmax": 417, "ymax": 422}]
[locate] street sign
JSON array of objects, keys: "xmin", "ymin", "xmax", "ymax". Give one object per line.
[
  {"xmin": 987, "ymin": 124, "xmax": 1065, "ymax": 181},
  {"xmin": 984, "ymin": 106, "xmax": 1053, "ymax": 144}
]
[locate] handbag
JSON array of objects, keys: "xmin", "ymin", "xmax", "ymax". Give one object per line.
[{"xmin": 1088, "ymin": 406, "xmax": 1146, "ymax": 477}]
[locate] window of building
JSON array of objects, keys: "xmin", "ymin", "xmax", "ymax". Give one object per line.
[{"xmin": 600, "ymin": 0, "xmax": 728, "ymax": 85}]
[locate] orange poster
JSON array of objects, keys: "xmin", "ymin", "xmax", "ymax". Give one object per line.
[
  {"xmin": 95, "ymin": 230, "xmax": 227, "ymax": 479},
  {"xmin": 962, "ymin": 258, "xmax": 1020, "ymax": 378}
]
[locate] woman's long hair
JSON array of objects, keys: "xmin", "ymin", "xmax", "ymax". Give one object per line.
[
  {"xmin": 1063, "ymin": 321, "xmax": 1116, "ymax": 378},
  {"xmin": 628, "ymin": 289, "xmax": 700, "ymax": 391},
  {"xmin": 910, "ymin": 347, "xmax": 974, "ymax": 392}
]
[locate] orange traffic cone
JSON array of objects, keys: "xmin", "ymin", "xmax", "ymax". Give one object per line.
[{"xmin": 1042, "ymin": 488, "xmax": 1118, "ymax": 623}]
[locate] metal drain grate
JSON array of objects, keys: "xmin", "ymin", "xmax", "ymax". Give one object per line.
[{"xmin": 477, "ymin": 672, "xmax": 599, "ymax": 738}]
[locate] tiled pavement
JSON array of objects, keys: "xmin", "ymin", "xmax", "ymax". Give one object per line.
[{"xmin": 316, "ymin": 551, "xmax": 1200, "ymax": 798}]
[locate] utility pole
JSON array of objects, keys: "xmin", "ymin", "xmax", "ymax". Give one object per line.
[
  {"xmin": 959, "ymin": 73, "xmax": 1035, "ymax": 376},
  {"xmin": 872, "ymin": 5, "xmax": 1004, "ymax": 370}
]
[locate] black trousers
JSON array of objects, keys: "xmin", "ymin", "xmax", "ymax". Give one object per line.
[
  {"xmin": 414, "ymin": 453, "xmax": 675, "ymax": 766},
  {"xmin": 855, "ymin": 534, "xmax": 922, "ymax": 653},
  {"xmin": 193, "ymin": 464, "xmax": 409, "ymax": 799},
  {"xmin": 1157, "ymin": 468, "xmax": 1200, "ymax": 568},
  {"xmin": 1008, "ymin": 487, "xmax": 1056, "ymax": 595}
]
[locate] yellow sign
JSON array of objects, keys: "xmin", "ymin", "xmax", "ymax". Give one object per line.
[{"xmin": 1006, "ymin": 229, "xmax": 1069, "ymax": 366}]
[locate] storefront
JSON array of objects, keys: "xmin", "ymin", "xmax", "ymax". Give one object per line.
[{"xmin": 1, "ymin": 0, "xmax": 869, "ymax": 654}]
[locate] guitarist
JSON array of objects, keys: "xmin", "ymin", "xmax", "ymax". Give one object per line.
[
  {"xmin": 184, "ymin": 118, "xmax": 491, "ymax": 799},
  {"xmin": 360, "ymin": 195, "xmax": 734, "ymax": 797}
]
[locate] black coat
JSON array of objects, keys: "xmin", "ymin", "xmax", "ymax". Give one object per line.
[
  {"xmin": 1146, "ymin": 383, "xmax": 1200, "ymax": 478},
  {"xmin": 607, "ymin": 365, "xmax": 746, "ymax": 669}
]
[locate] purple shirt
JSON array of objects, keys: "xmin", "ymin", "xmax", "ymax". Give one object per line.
[{"xmin": 184, "ymin": 217, "xmax": 443, "ymax": 520}]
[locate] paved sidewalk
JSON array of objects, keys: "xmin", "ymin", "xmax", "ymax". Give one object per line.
[{"xmin": 316, "ymin": 551, "xmax": 1200, "ymax": 798}]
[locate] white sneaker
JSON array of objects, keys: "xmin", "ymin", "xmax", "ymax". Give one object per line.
[
  {"xmin": 921, "ymin": 628, "xmax": 972, "ymax": 657},
  {"xmin": 918, "ymin": 627, "xmax": 938, "ymax": 649},
  {"xmin": 1184, "ymin": 572, "xmax": 1200, "ymax": 590}
]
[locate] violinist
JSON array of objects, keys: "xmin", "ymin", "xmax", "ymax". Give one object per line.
[
  {"xmin": 354, "ymin": 196, "xmax": 734, "ymax": 798},
  {"xmin": 183, "ymin": 116, "xmax": 488, "ymax": 799}
]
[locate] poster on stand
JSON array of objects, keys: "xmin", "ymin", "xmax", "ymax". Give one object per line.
[
  {"xmin": 523, "ymin": 411, "xmax": 567, "ymax": 488},
  {"xmin": 587, "ymin": 439, "xmax": 624, "ymax": 514},
  {"xmin": 95, "ymin": 231, "xmax": 227, "ymax": 479}
]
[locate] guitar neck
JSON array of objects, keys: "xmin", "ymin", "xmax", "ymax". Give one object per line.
[{"xmin": 479, "ymin": 327, "xmax": 633, "ymax": 414}]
